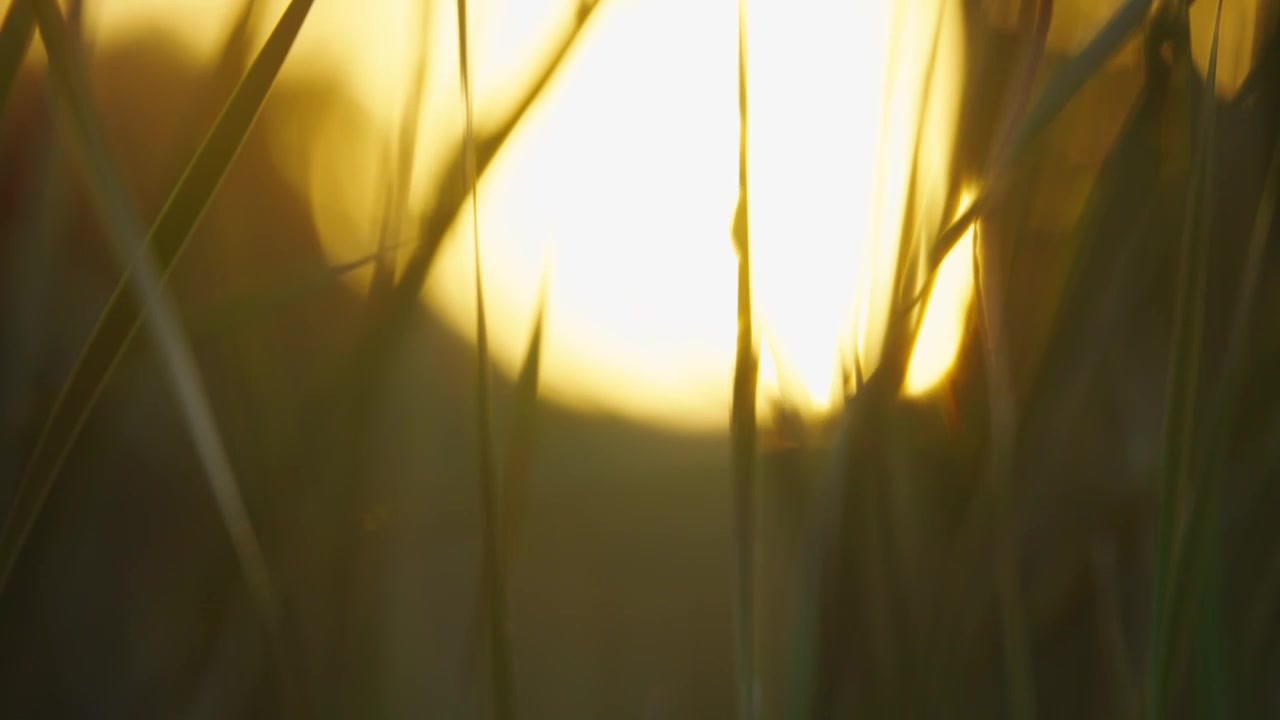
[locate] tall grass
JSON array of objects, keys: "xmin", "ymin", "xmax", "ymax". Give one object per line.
[{"xmin": 1, "ymin": 0, "xmax": 1278, "ymax": 715}]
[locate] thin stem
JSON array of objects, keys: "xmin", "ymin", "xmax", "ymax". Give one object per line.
[
  {"xmin": 455, "ymin": 1, "xmax": 514, "ymax": 717},
  {"xmin": 730, "ymin": 0, "xmax": 759, "ymax": 716}
]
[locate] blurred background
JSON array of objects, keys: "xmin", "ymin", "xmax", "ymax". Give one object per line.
[{"xmin": 0, "ymin": 0, "xmax": 1278, "ymax": 716}]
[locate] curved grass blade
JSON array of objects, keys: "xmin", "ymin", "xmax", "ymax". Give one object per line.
[
  {"xmin": 0, "ymin": 0, "xmax": 33, "ymax": 115},
  {"xmin": 8, "ymin": 0, "xmax": 281, "ymax": 669},
  {"xmin": 10, "ymin": 0, "xmax": 314, "ymax": 561}
]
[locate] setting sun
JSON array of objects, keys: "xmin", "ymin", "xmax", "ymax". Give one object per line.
[{"xmin": 52, "ymin": 0, "xmax": 973, "ymax": 430}]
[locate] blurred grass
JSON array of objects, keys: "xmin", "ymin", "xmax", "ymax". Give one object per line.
[
  {"xmin": 1149, "ymin": 3, "xmax": 1222, "ymax": 716},
  {"xmin": 855, "ymin": 0, "xmax": 1153, "ymax": 714},
  {"xmin": 6, "ymin": 0, "xmax": 314, "ymax": 582},
  {"xmin": 3, "ymin": 0, "xmax": 294, "ymax": 706},
  {"xmin": 1, "ymin": 0, "xmax": 314, "ymax": 710},
  {"xmin": 909, "ymin": 0, "xmax": 1152, "ymax": 318},
  {"xmin": 970, "ymin": 6, "xmax": 1053, "ymax": 719},
  {"xmin": 370, "ymin": 0, "xmax": 431, "ymax": 302},
  {"xmin": 6, "ymin": 0, "xmax": 236, "ymax": 583},
  {"xmin": 730, "ymin": 0, "xmax": 759, "ymax": 716},
  {"xmin": 1, "ymin": 0, "xmax": 1278, "ymax": 716},
  {"xmin": 337, "ymin": 1, "xmax": 602, "ymax": 423},
  {"xmin": 1240, "ymin": 93, "xmax": 1280, "ymax": 668},
  {"xmin": 454, "ymin": 0, "xmax": 514, "ymax": 716},
  {"xmin": 0, "ymin": 1, "xmax": 32, "ymax": 114},
  {"xmin": 458, "ymin": 289, "xmax": 545, "ymax": 714}
]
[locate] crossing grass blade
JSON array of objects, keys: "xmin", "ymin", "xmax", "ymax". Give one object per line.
[
  {"xmin": 979, "ymin": 8, "xmax": 1053, "ymax": 717},
  {"xmin": 910, "ymin": 0, "xmax": 1153, "ymax": 312},
  {"xmin": 730, "ymin": 1, "xmax": 759, "ymax": 716},
  {"xmin": 1149, "ymin": 3, "xmax": 1223, "ymax": 716},
  {"xmin": 321, "ymin": 1, "xmax": 603, "ymax": 470},
  {"xmin": 371, "ymin": 1, "xmax": 431, "ymax": 301},
  {"xmin": 1092, "ymin": 540, "xmax": 1138, "ymax": 719},
  {"xmin": 8, "ymin": 0, "xmax": 314, "ymax": 578},
  {"xmin": 5, "ymin": 2, "xmax": 289, "ymax": 699}
]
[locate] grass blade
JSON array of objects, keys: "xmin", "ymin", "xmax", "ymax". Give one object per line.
[
  {"xmin": 10, "ymin": 0, "xmax": 313, "ymax": 562},
  {"xmin": 0, "ymin": 0, "xmax": 33, "ymax": 115},
  {"xmin": 7, "ymin": 0, "xmax": 285, "ymax": 690},
  {"xmin": 454, "ymin": 1, "xmax": 512, "ymax": 716},
  {"xmin": 2, "ymin": 0, "xmax": 314, "ymax": 707},
  {"xmin": 887, "ymin": 2, "xmax": 948, "ymax": 316},
  {"xmin": 325, "ymin": 1, "xmax": 603, "ymax": 492},
  {"xmin": 730, "ymin": 1, "xmax": 758, "ymax": 716},
  {"xmin": 1006, "ymin": 0, "xmax": 1152, "ymax": 160},
  {"xmin": 973, "ymin": 222, "xmax": 1035, "ymax": 720},
  {"xmin": 371, "ymin": 1, "xmax": 431, "ymax": 301},
  {"xmin": 166, "ymin": 0, "xmax": 262, "ymax": 160},
  {"xmin": 457, "ymin": 285, "xmax": 545, "ymax": 712},
  {"xmin": 502, "ymin": 284, "xmax": 545, "ymax": 555},
  {"xmin": 392, "ymin": 0, "xmax": 605, "ymax": 302},
  {"xmin": 975, "ymin": 8, "xmax": 1053, "ymax": 712},
  {"xmin": 1149, "ymin": 3, "xmax": 1223, "ymax": 715},
  {"xmin": 1177, "ymin": 5, "xmax": 1280, "ymax": 711}
]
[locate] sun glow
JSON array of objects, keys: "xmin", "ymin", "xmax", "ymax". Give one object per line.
[
  {"xmin": 904, "ymin": 195, "xmax": 978, "ymax": 397},
  {"xmin": 60, "ymin": 0, "xmax": 972, "ymax": 431},
  {"xmin": 426, "ymin": 0, "xmax": 968, "ymax": 428}
]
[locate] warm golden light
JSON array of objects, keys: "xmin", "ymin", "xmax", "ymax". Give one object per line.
[
  {"xmin": 58, "ymin": 0, "xmax": 972, "ymax": 430},
  {"xmin": 903, "ymin": 197, "xmax": 977, "ymax": 397}
]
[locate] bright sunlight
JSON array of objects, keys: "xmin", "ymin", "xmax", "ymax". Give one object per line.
[{"xmin": 73, "ymin": 0, "xmax": 971, "ymax": 430}]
